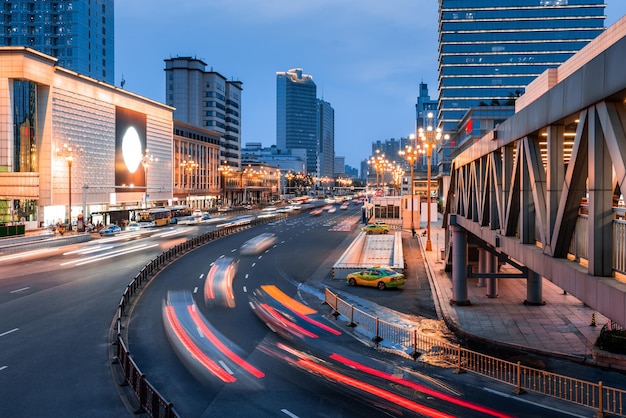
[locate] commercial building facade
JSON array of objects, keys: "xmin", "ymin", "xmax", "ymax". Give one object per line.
[
  {"xmin": 437, "ymin": 0, "xmax": 606, "ymax": 133},
  {"xmin": 0, "ymin": 0, "xmax": 114, "ymax": 84},
  {"xmin": 276, "ymin": 68, "xmax": 318, "ymax": 175},
  {"xmin": 316, "ymin": 98, "xmax": 335, "ymax": 179},
  {"xmin": 164, "ymin": 57, "xmax": 243, "ymax": 169},
  {"xmin": 0, "ymin": 47, "xmax": 173, "ymax": 228}
]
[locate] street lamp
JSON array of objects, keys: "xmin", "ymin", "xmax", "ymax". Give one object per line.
[
  {"xmin": 141, "ymin": 149, "xmax": 157, "ymax": 209},
  {"xmin": 56, "ymin": 139, "xmax": 82, "ymax": 231},
  {"xmin": 418, "ymin": 112, "xmax": 448, "ymax": 251},
  {"xmin": 399, "ymin": 138, "xmax": 421, "ymax": 235},
  {"xmin": 218, "ymin": 161, "xmax": 232, "ymax": 208},
  {"xmin": 180, "ymin": 156, "xmax": 199, "ymax": 206}
]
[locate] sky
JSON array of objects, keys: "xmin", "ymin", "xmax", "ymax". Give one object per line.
[{"xmin": 114, "ymin": 1, "xmax": 626, "ymax": 170}]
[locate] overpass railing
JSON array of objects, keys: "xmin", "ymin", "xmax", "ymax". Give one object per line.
[
  {"xmin": 111, "ymin": 214, "xmax": 287, "ymax": 417},
  {"xmin": 324, "ymin": 287, "xmax": 626, "ymax": 418},
  {"xmin": 566, "ymin": 212, "xmax": 626, "ymax": 276}
]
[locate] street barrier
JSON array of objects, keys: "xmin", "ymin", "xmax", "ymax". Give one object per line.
[
  {"xmin": 111, "ymin": 213, "xmax": 287, "ymax": 417},
  {"xmin": 324, "ymin": 287, "xmax": 626, "ymax": 417}
]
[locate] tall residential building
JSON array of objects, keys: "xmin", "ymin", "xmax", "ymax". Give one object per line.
[
  {"xmin": 164, "ymin": 57, "xmax": 243, "ymax": 168},
  {"xmin": 317, "ymin": 99, "xmax": 335, "ymax": 179},
  {"xmin": 276, "ymin": 68, "xmax": 318, "ymax": 175},
  {"xmin": 437, "ymin": 0, "xmax": 606, "ymax": 133},
  {"xmin": 0, "ymin": 0, "xmax": 114, "ymax": 84}
]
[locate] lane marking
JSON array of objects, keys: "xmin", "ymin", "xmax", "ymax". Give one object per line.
[
  {"xmin": 193, "ymin": 287, "xmax": 198, "ymax": 294},
  {"xmin": 0, "ymin": 328, "xmax": 19, "ymax": 337},
  {"xmin": 483, "ymin": 387, "xmax": 587, "ymax": 418},
  {"xmin": 199, "ymin": 274, "xmax": 204, "ymax": 279},
  {"xmin": 10, "ymin": 287, "xmax": 29, "ymax": 294},
  {"xmin": 0, "ymin": 366, "xmax": 7, "ymax": 371},
  {"xmin": 245, "ymin": 274, "xmax": 249, "ymax": 279},
  {"xmin": 243, "ymin": 286, "xmax": 247, "ymax": 292},
  {"xmin": 231, "ymin": 248, "xmax": 237, "ymax": 252},
  {"xmin": 281, "ymin": 409, "xmax": 299, "ymax": 418},
  {"xmin": 251, "ymin": 263, "xmax": 256, "ymax": 267},
  {"xmin": 219, "ymin": 360, "xmax": 234, "ymax": 375}
]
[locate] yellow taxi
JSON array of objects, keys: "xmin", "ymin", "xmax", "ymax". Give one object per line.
[
  {"xmin": 346, "ymin": 266, "xmax": 405, "ymax": 290},
  {"xmin": 361, "ymin": 222, "xmax": 389, "ymax": 234}
]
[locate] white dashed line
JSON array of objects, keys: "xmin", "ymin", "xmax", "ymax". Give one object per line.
[
  {"xmin": 0, "ymin": 328, "xmax": 19, "ymax": 337},
  {"xmin": 281, "ymin": 409, "xmax": 299, "ymax": 418},
  {"xmin": 10, "ymin": 287, "xmax": 29, "ymax": 294},
  {"xmin": 193, "ymin": 287, "xmax": 198, "ymax": 294}
]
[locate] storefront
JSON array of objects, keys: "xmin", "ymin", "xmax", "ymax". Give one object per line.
[{"xmin": 0, "ymin": 47, "xmax": 174, "ymax": 230}]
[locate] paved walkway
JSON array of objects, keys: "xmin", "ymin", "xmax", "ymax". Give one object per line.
[{"xmin": 420, "ymin": 217, "xmax": 608, "ymax": 361}]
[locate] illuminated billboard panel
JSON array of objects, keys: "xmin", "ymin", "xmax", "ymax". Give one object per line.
[{"xmin": 115, "ymin": 107, "xmax": 147, "ymax": 190}]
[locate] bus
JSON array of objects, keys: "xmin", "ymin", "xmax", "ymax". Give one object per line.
[
  {"xmin": 137, "ymin": 208, "xmax": 171, "ymax": 227},
  {"xmin": 167, "ymin": 205, "xmax": 192, "ymax": 224}
]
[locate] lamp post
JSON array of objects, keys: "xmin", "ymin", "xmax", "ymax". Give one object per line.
[
  {"xmin": 218, "ymin": 161, "xmax": 232, "ymax": 208},
  {"xmin": 418, "ymin": 112, "xmax": 448, "ymax": 251},
  {"xmin": 180, "ymin": 156, "xmax": 199, "ymax": 206},
  {"xmin": 56, "ymin": 140, "xmax": 81, "ymax": 231},
  {"xmin": 141, "ymin": 149, "xmax": 157, "ymax": 208},
  {"xmin": 399, "ymin": 139, "xmax": 420, "ymax": 235}
]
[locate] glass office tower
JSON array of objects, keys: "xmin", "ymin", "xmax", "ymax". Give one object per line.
[
  {"xmin": 276, "ymin": 68, "xmax": 318, "ymax": 175},
  {"xmin": 0, "ymin": 0, "xmax": 114, "ymax": 84},
  {"xmin": 437, "ymin": 0, "xmax": 605, "ymax": 132}
]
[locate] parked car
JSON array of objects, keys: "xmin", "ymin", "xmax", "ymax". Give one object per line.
[
  {"xmin": 99, "ymin": 224, "xmax": 121, "ymax": 236},
  {"xmin": 346, "ymin": 266, "xmax": 405, "ymax": 290},
  {"xmin": 362, "ymin": 223, "xmax": 389, "ymax": 234}
]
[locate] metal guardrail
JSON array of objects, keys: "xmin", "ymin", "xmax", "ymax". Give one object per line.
[
  {"xmin": 324, "ymin": 287, "xmax": 626, "ymax": 418},
  {"xmin": 111, "ymin": 214, "xmax": 287, "ymax": 417}
]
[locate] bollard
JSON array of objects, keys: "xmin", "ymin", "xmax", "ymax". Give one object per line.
[{"xmin": 590, "ymin": 313, "xmax": 596, "ymax": 327}]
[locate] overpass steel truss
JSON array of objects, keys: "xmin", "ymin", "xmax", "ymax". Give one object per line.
[{"xmin": 443, "ymin": 23, "xmax": 626, "ymax": 328}]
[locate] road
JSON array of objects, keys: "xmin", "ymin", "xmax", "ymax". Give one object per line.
[{"xmin": 0, "ymin": 206, "xmax": 589, "ymax": 417}]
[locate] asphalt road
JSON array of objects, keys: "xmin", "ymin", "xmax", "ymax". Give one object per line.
[
  {"xmin": 125, "ymin": 208, "xmax": 583, "ymax": 418},
  {"xmin": 0, "ymin": 206, "xmax": 595, "ymax": 417}
]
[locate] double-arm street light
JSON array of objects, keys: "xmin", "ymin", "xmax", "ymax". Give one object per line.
[
  {"xmin": 56, "ymin": 139, "xmax": 82, "ymax": 231},
  {"xmin": 218, "ymin": 161, "xmax": 233, "ymax": 208},
  {"xmin": 180, "ymin": 156, "xmax": 199, "ymax": 205},
  {"xmin": 418, "ymin": 112, "xmax": 448, "ymax": 251}
]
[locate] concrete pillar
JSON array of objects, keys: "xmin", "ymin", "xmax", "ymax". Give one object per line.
[
  {"xmin": 486, "ymin": 250, "xmax": 498, "ymax": 298},
  {"xmin": 477, "ymin": 247, "xmax": 487, "ymax": 287},
  {"xmin": 524, "ymin": 270, "xmax": 544, "ymax": 306},
  {"xmin": 451, "ymin": 224, "xmax": 471, "ymax": 305}
]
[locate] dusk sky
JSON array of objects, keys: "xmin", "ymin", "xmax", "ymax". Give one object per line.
[{"xmin": 115, "ymin": 1, "xmax": 626, "ymax": 170}]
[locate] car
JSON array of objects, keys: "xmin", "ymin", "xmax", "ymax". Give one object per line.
[
  {"xmin": 240, "ymin": 233, "xmax": 276, "ymax": 256},
  {"xmin": 99, "ymin": 224, "xmax": 121, "ymax": 236},
  {"xmin": 362, "ymin": 223, "xmax": 390, "ymax": 234},
  {"xmin": 346, "ymin": 266, "xmax": 406, "ymax": 290},
  {"xmin": 126, "ymin": 222, "xmax": 141, "ymax": 231},
  {"xmin": 204, "ymin": 257, "xmax": 237, "ymax": 308}
]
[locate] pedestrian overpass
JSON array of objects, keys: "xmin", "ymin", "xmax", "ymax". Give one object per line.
[{"xmin": 442, "ymin": 17, "xmax": 626, "ymax": 329}]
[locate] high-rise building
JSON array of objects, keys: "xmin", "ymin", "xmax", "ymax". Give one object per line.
[
  {"xmin": 317, "ymin": 99, "xmax": 335, "ymax": 179},
  {"xmin": 164, "ymin": 57, "xmax": 243, "ymax": 168},
  {"xmin": 437, "ymin": 0, "xmax": 606, "ymax": 133},
  {"xmin": 0, "ymin": 0, "xmax": 114, "ymax": 84},
  {"xmin": 276, "ymin": 68, "xmax": 318, "ymax": 175}
]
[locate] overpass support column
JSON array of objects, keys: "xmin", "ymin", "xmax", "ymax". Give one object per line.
[
  {"xmin": 524, "ymin": 270, "xmax": 545, "ymax": 306},
  {"xmin": 450, "ymin": 224, "xmax": 471, "ymax": 306},
  {"xmin": 486, "ymin": 250, "xmax": 498, "ymax": 298},
  {"xmin": 477, "ymin": 248, "xmax": 487, "ymax": 287}
]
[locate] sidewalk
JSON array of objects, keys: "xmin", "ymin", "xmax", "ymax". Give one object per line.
[{"xmin": 420, "ymin": 216, "xmax": 607, "ymax": 361}]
